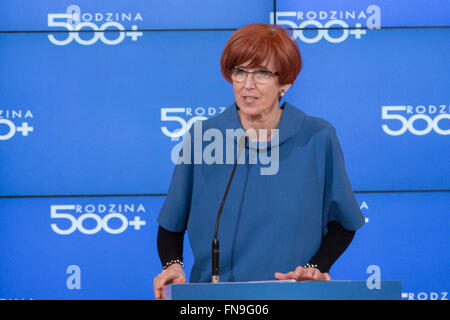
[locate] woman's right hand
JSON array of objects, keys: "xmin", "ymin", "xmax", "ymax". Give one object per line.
[{"xmin": 153, "ymin": 263, "xmax": 186, "ymax": 300}]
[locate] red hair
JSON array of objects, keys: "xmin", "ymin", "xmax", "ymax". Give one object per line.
[{"xmin": 220, "ymin": 23, "xmax": 302, "ymax": 86}]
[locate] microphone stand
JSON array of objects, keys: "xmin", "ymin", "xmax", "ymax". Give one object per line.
[{"xmin": 212, "ymin": 135, "xmax": 247, "ymax": 283}]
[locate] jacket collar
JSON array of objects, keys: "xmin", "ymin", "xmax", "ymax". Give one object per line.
[{"xmin": 218, "ymin": 101, "xmax": 307, "ymax": 149}]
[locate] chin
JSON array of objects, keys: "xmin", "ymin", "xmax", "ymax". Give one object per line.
[
  {"xmin": 238, "ymin": 105, "xmax": 263, "ymax": 117},
  {"xmin": 238, "ymin": 99, "xmax": 262, "ymax": 113}
]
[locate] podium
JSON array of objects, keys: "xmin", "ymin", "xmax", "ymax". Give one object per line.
[{"xmin": 166, "ymin": 280, "xmax": 401, "ymax": 300}]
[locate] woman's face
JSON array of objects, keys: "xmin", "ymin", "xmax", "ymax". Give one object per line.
[{"xmin": 232, "ymin": 58, "xmax": 291, "ymax": 118}]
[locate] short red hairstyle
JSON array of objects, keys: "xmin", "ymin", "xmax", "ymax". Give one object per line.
[{"xmin": 220, "ymin": 23, "xmax": 302, "ymax": 86}]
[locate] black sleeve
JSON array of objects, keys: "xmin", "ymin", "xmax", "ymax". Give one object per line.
[
  {"xmin": 157, "ymin": 222, "xmax": 355, "ymax": 273},
  {"xmin": 157, "ymin": 225, "xmax": 185, "ymax": 267},
  {"xmin": 308, "ymin": 220, "xmax": 356, "ymax": 273}
]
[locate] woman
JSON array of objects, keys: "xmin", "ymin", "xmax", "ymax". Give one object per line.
[{"xmin": 153, "ymin": 23, "xmax": 365, "ymax": 299}]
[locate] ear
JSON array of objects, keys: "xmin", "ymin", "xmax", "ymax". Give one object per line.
[{"xmin": 280, "ymin": 83, "xmax": 292, "ymax": 97}]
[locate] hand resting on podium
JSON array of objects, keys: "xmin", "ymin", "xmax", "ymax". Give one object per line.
[
  {"xmin": 153, "ymin": 263, "xmax": 186, "ymax": 300},
  {"xmin": 275, "ymin": 266, "xmax": 331, "ymax": 282}
]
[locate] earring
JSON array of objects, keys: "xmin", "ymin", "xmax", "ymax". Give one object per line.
[{"xmin": 280, "ymin": 89, "xmax": 285, "ymax": 96}]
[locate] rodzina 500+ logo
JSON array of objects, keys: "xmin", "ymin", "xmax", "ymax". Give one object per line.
[
  {"xmin": 50, "ymin": 203, "xmax": 147, "ymax": 235},
  {"xmin": 0, "ymin": 109, "xmax": 34, "ymax": 141},
  {"xmin": 48, "ymin": 5, "xmax": 143, "ymax": 46}
]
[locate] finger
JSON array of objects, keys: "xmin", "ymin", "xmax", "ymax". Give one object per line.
[
  {"xmin": 292, "ymin": 267, "xmax": 311, "ymax": 281},
  {"xmin": 158, "ymin": 275, "xmax": 185, "ymax": 300},
  {"xmin": 318, "ymin": 272, "xmax": 330, "ymax": 281},
  {"xmin": 155, "ymin": 288, "xmax": 164, "ymax": 300},
  {"xmin": 296, "ymin": 268, "xmax": 315, "ymax": 281},
  {"xmin": 307, "ymin": 268, "xmax": 320, "ymax": 280},
  {"xmin": 295, "ymin": 266, "xmax": 304, "ymax": 273},
  {"xmin": 154, "ymin": 284, "xmax": 164, "ymax": 300},
  {"xmin": 155, "ymin": 269, "xmax": 185, "ymax": 300},
  {"xmin": 156, "ymin": 274, "xmax": 166, "ymax": 290},
  {"xmin": 155, "ymin": 281, "xmax": 168, "ymax": 299},
  {"xmin": 308, "ymin": 268, "xmax": 330, "ymax": 281},
  {"xmin": 293, "ymin": 267, "xmax": 302, "ymax": 279},
  {"xmin": 285, "ymin": 271, "xmax": 295, "ymax": 279},
  {"xmin": 155, "ymin": 278, "xmax": 166, "ymax": 300},
  {"xmin": 154, "ymin": 275, "xmax": 162, "ymax": 299},
  {"xmin": 305, "ymin": 268, "xmax": 316, "ymax": 279},
  {"xmin": 275, "ymin": 272, "xmax": 292, "ymax": 280},
  {"xmin": 274, "ymin": 272, "xmax": 287, "ymax": 279},
  {"xmin": 294, "ymin": 267, "xmax": 306, "ymax": 280}
]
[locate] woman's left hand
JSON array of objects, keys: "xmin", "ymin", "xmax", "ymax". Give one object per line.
[{"xmin": 274, "ymin": 266, "xmax": 331, "ymax": 281}]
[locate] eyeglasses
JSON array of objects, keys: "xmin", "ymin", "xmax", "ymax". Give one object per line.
[{"xmin": 230, "ymin": 67, "xmax": 279, "ymax": 84}]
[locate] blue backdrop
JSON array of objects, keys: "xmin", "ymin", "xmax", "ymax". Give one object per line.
[{"xmin": 0, "ymin": 0, "xmax": 448, "ymax": 300}]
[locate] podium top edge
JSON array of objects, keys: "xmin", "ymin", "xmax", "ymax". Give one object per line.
[{"xmin": 167, "ymin": 280, "xmax": 402, "ymax": 287}]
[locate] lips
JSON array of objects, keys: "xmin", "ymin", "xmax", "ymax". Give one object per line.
[{"xmin": 243, "ymin": 96, "xmax": 258, "ymax": 101}]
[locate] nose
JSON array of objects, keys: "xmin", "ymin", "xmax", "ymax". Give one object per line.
[{"xmin": 243, "ymin": 73, "xmax": 256, "ymax": 89}]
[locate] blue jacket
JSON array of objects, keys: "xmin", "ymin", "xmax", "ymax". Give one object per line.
[{"xmin": 158, "ymin": 102, "xmax": 365, "ymax": 282}]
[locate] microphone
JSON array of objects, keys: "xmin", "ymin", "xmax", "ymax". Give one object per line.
[{"xmin": 212, "ymin": 134, "xmax": 247, "ymax": 283}]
